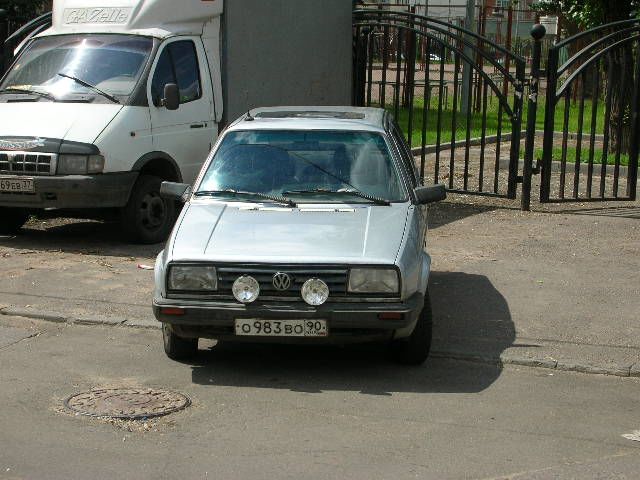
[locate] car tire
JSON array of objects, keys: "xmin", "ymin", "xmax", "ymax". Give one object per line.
[
  {"xmin": 390, "ymin": 291, "xmax": 433, "ymax": 365},
  {"xmin": 0, "ymin": 208, "xmax": 29, "ymax": 234},
  {"xmin": 121, "ymin": 174, "xmax": 176, "ymax": 244},
  {"xmin": 162, "ymin": 324, "xmax": 198, "ymax": 360}
]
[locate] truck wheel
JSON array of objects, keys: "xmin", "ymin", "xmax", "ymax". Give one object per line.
[
  {"xmin": 0, "ymin": 208, "xmax": 29, "ymax": 234},
  {"xmin": 122, "ymin": 174, "xmax": 175, "ymax": 244},
  {"xmin": 390, "ymin": 292, "xmax": 433, "ymax": 365},
  {"xmin": 163, "ymin": 324, "xmax": 198, "ymax": 360}
]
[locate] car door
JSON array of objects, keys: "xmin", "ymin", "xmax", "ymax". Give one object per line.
[{"xmin": 148, "ymin": 37, "xmax": 215, "ymax": 185}]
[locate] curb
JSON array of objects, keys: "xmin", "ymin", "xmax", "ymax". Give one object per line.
[
  {"xmin": 0, "ymin": 306, "xmax": 160, "ymax": 331},
  {"xmin": 1, "ymin": 306, "xmax": 637, "ymax": 378}
]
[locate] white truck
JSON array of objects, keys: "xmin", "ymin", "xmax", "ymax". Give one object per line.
[{"xmin": 0, "ymin": 0, "xmax": 352, "ymax": 242}]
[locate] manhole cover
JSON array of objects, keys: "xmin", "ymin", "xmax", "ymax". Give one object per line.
[{"xmin": 64, "ymin": 388, "xmax": 191, "ymax": 420}]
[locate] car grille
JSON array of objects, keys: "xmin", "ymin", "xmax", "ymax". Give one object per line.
[
  {"xmin": 0, "ymin": 151, "xmax": 56, "ymax": 176},
  {"xmin": 217, "ymin": 265, "xmax": 349, "ymax": 298}
]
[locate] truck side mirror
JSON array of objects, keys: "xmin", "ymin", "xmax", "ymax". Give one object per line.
[
  {"xmin": 160, "ymin": 181, "xmax": 191, "ymax": 202},
  {"xmin": 162, "ymin": 83, "xmax": 180, "ymax": 111},
  {"xmin": 414, "ymin": 184, "xmax": 446, "ymax": 205}
]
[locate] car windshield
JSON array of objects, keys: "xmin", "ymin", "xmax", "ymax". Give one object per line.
[
  {"xmin": 0, "ymin": 34, "xmax": 153, "ymax": 100},
  {"xmin": 197, "ymin": 130, "xmax": 407, "ymax": 203}
]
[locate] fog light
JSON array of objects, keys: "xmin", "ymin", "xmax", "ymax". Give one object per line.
[
  {"xmin": 232, "ymin": 275, "xmax": 260, "ymax": 304},
  {"xmin": 301, "ymin": 278, "xmax": 329, "ymax": 306}
]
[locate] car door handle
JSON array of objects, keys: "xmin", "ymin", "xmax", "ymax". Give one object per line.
[{"xmin": 190, "ymin": 123, "xmax": 206, "ymax": 129}]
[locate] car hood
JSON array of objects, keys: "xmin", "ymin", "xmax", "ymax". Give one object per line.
[
  {"xmin": 0, "ymin": 103, "xmax": 122, "ymax": 144},
  {"xmin": 170, "ymin": 202, "xmax": 411, "ymax": 265}
]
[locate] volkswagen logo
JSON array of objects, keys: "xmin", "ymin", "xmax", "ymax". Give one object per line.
[{"xmin": 272, "ymin": 272, "xmax": 292, "ymax": 291}]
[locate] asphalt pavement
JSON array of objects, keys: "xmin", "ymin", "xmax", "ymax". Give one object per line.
[
  {"xmin": 0, "ymin": 199, "xmax": 638, "ymax": 375},
  {"xmin": 1, "ymin": 315, "xmax": 640, "ymax": 480}
]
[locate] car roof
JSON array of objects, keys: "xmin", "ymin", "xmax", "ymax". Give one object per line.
[{"xmin": 226, "ymin": 106, "xmax": 388, "ymax": 134}]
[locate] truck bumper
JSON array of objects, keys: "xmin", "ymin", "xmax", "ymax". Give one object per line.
[
  {"xmin": 153, "ymin": 292, "xmax": 425, "ymax": 344},
  {"xmin": 0, "ymin": 172, "xmax": 138, "ymax": 209}
]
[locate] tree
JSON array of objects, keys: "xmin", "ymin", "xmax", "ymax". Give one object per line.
[{"xmin": 534, "ymin": 0, "xmax": 640, "ymax": 155}]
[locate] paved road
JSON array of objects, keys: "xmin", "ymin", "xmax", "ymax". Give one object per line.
[
  {"xmin": 0, "ymin": 200, "xmax": 638, "ymax": 373},
  {"xmin": 1, "ymin": 316, "xmax": 640, "ymax": 480}
]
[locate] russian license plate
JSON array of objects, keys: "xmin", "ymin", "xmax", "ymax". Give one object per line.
[
  {"xmin": 235, "ymin": 319, "xmax": 328, "ymax": 337},
  {"xmin": 0, "ymin": 177, "xmax": 35, "ymax": 193}
]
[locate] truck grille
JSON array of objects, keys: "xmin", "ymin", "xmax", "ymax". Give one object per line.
[
  {"xmin": 217, "ymin": 265, "xmax": 349, "ymax": 298},
  {"xmin": 0, "ymin": 151, "xmax": 56, "ymax": 176}
]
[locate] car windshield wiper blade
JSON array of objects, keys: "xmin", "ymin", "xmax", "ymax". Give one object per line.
[
  {"xmin": 282, "ymin": 188, "xmax": 391, "ymax": 206},
  {"xmin": 194, "ymin": 189, "xmax": 297, "ymax": 207},
  {"xmin": 57, "ymin": 73, "xmax": 120, "ymax": 104},
  {"xmin": 0, "ymin": 87, "xmax": 58, "ymax": 101}
]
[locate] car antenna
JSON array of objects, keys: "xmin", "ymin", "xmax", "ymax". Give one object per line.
[{"xmin": 246, "ymin": 109, "xmax": 254, "ymax": 121}]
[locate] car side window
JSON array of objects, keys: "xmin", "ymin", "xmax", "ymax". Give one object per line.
[
  {"xmin": 151, "ymin": 48, "xmax": 175, "ymax": 106},
  {"xmin": 150, "ymin": 40, "xmax": 202, "ymax": 107},
  {"xmin": 391, "ymin": 123, "xmax": 419, "ymax": 187}
]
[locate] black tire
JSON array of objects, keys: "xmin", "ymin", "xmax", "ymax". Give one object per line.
[
  {"xmin": 121, "ymin": 174, "xmax": 176, "ymax": 244},
  {"xmin": 390, "ymin": 291, "xmax": 433, "ymax": 365},
  {"xmin": 162, "ymin": 324, "xmax": 198, "ymax": 360},
  {"xmin": 0, "ymin": 208, "xmax": 29, "ymax": 234}
]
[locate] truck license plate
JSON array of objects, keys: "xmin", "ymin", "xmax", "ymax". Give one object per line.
[
  {"xmin": 235, "ymin": 319, "xmax": 328, "ymax": 337},
  {"xmin": 0, "ymin": 177, "xmax": 35, "ymax": 193}
]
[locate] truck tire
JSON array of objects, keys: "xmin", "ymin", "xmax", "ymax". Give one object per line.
[
  {"xmin": 0, "ymin": 208, "xmax": 29, "ymax": 234},
  {"xmin": 121, "ymin": 174, "xmax": 175, "ymax": 244},
  {"xmin": 163, "ymin": 324, "xmax": 198, "ymax": 360},
  {"xmin": 390, "ymin": 291, "xmax": 433, "ymax": 365}
]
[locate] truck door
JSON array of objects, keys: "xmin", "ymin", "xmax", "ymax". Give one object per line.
[{"xmin": 148, "ymin": 37, "xmax": 215, "ymax": 185}]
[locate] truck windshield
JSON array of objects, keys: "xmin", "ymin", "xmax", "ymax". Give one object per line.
[
  {"xmin": 0, "ymin": 34, "xmax": 153, "ymax": 101},
  {"xmin": 198, "ymin": 130, "xmax": 408, "ymax": 203}
]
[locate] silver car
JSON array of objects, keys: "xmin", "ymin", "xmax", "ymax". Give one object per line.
[{"xmin": 153, "ymin": 107, "xmax": 445, "ymax": 364}]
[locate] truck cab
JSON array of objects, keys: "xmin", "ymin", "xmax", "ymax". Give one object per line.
[{"xmin": 0, "ymin": 0, "xmax": 353, "ymax": 243}]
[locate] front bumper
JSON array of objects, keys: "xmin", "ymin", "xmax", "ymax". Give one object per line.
[
  {"xmin": 0, "ymin": 172, "xmax": 138, "ymax": 209},
  {"xmin": 153, "ymin": 292, "xmax": 425, "ymax": 343}
]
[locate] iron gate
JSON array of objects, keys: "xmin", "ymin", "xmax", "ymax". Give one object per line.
[
  {"xmin": 353, "ymin": 9, "xmax": 526, "ymax": 199},
  {"xmin": 538, "ymin": 20, "xmax": 640, "ymax": 203}
]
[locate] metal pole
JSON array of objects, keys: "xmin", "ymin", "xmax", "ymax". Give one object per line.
[
  {"xmin": 460, "ymin": 0, "xmax": 476, "ymax": 115},
  {"xmin": 521, "ymin": 24, "xmax": 546, "ymax": 211}
]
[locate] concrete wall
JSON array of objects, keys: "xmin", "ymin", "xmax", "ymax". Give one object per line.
[{"xmin": 221, "ymin": 0, "xmax": 353, "ymax": 125}]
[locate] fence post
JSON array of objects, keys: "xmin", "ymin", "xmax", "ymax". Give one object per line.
[
  {"xmin": 521, "ymin": 24, "xmax": 546, "ymax": 211},
  {"xmin": 627, "ymin": 38, "xmax": 640, "ymax": 200},
  {"xmin": 540, "ymin": 42, "xmax": 559, "ymax": 203},
  {"xmin": 352, "ymin": 26, "xmax": 369, "ymax": 107}
]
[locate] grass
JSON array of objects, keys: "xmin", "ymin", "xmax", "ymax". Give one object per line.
[
  {"xmin": 534, "ymin": 146, "xmax": 632, "ymax": 166},
  {"xmin": 391, "ymin": 95, "xmax": 607, "ymax": 149}
]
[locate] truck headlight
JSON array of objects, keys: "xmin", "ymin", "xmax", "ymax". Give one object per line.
[
  {"xmin": 57, "ymin": 154, "xmax": 105, "ymax": 174},
  {"xmin": 168, "ymin": 265, "xmax": 218, "ymax": 292},
  {"xmin": 348, "ymin": 268, "xmax": 399, "ymax": 294}
]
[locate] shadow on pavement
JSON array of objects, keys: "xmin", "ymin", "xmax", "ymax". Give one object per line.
[
  {"xmin": 550, "ymin": 206, "xmax": 640, "ymax": 220},
  {"xmin": 0, "ymin": 219, "xmax": 162, "ymax": 257},
  {"xmin": 190, "ymin": 271, "xmax": 514, "ymax": 395},
  {"xmin": 428, "ymin": 201, "xmax": 496, "ymax": 229}
]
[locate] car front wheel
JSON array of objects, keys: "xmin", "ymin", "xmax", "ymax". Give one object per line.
[
  {"xmin": 162, "ymin": 324, "xmax": 198, "ymax": 360},
  {"xmin": 390, "ymin": 291, "xmax": 433, "ymax": 365},
  {"xmin": 121, "ymin": 174, "xmax": 176, "ymax": 244},
  {"xmin": 0, "ymin": 208, "xmax": 29, "ymax": 234}
]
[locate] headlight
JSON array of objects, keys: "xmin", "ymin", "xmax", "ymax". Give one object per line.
[
  {"xmin": 301, "ymin": 278, "xmax": 329, "ymax": 306},
  {"xmin": 348, "ymin": 268, "xmax": 399, "ymax": 294},
  {"xmin": 57, "ymin": 154, "xmax": 105, "ymax": 174},
  {"xmin": 232, "ymin": 275, "xmax": 260, "ymax": 303},
  {"xmin": 168, "ymin": 265, "xmax": 218, "ymax": 292}
]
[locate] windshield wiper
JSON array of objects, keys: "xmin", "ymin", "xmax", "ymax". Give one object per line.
[
  {"xmin": 0, "ymin": 87, "xmax": 58, "ymax": 101},
  {"xmin": 282, "ymin": 188, "xmax": 391, "ymax": 206},
  {"xmin": 194, "ymin": 189, "xmax": 297, "ymax": 207},
  {"xmin": 57, "ymin": 73, "xmax": 120, "ymax": 104}
]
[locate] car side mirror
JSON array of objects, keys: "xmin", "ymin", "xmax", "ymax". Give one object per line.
[
  {"xmin": 160, "ymin": 181, "xmax": 191, "ymax": 202},
  {"xmin": 414, "ymin": 184, "xmax": 446, "ymax": 205},
  {"xmin": 162, "ymin": 83, "xmax": 180, "ymax": 111}
]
